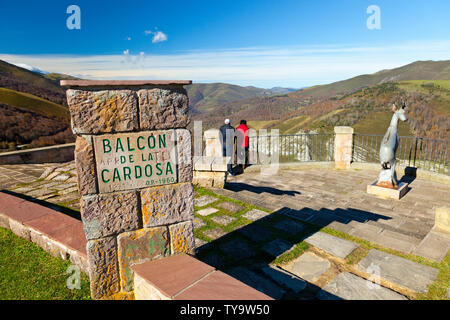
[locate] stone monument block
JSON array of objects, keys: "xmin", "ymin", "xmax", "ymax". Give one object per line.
[
  {"xmin": 86, "ymin": 236, "xmax": 121, "ymax": 299},
  {"xmin": 81, "ymin": 191, "xmax": 140, "ymax": 240},
  {"xmin": 175, "ymin": 129, "xmax": 193, "ymax": 183},
  {"xmin": 75, "ymin": 136, "xmax": 98, "ymax": 196},
  {"xmin": 117, "ymin": 227, "xmax": 170, "ymax": 291},
  {"xmin": 67, "ymin": 89, "xmax": 139, "ymax": 134},
  {"xmin": 62, "ymin": 80, "xmax": 193, "ymax": 300},
  {"xmin": 169, "ymin": 220, "xmax": 195, "ymax": 254},
  {"xmin": 141, "ymin": 183, "xmax": 194, "ymax": 228},
  {"xmin": 137, "ymin": 87, "xmax": 189, "ymax": 130}
]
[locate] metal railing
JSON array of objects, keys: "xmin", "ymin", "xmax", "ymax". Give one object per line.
[
  {"xmin": 249, "ymin": 133, "xmax": 334, "ymax": 163},
  {"xmin": 353, "ymin": 134, "xmax": 450, "ymax": 175}
]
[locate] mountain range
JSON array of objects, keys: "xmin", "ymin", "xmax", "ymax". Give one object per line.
[{"xmin": 0, "ymin": 59, "xmax": 449, "ymax": 151}]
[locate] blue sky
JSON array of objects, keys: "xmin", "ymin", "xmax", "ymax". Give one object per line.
[{"xmin": 1, "ymin": 0, "xmax": 450, "ymax": 87}]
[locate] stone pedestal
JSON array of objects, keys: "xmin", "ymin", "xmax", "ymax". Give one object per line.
[
  {"xmin": 62, "ymin": 80, "xmax": 194, "ymax": 300},
  {"xmin": 192, "ymin": 156, "xmax": 230, "ymax": 188},
  {"xmin": 334, "ymin": 126, "xmax": 353, "ymax": 169},
  {"xmin": 367, "ymin": 181, "xmax": 408, "ymax": 200}
]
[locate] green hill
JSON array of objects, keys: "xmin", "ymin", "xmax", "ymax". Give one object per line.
[
  {"xmin": 186, "ymin": 83, "xmax": 294, "ymax": 112},
  {"xmin": 194, "ymin": 61, "xmax": 450, "ymax": 140},
  {"xmin": 292, "ymin": 60, "xmax": 450, "ymax": 99},
  {"xmin": 0, "ymin": 60, "xmax": 67, "ymax": 105},
  {"xmin": 0, "ymin": 88, "xmax": 70, "ymax": 122},
  {"xmin": 263, "ymin": 80, "xmax": 449, "ymax": 139}
]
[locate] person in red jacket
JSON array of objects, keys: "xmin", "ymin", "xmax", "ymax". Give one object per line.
[{"xmin": 236, "ymin": 120, "xmax": 249, "ymax": 170}]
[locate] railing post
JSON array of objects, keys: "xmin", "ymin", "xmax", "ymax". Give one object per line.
[
  {"xmin": 204, "ymin": 129, "xmax": 222, "ymax": 157},
  {"xmin": 334, "ymin": 126, "xmax": 354, "ymax": 169}
]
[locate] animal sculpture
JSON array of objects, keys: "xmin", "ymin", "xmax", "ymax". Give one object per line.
[{"xmin": 377, "ymin": 98, "xmax": 407, "ymax": 188}]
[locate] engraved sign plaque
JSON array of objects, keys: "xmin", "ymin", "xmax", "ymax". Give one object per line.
[{"xmin": 93, "ymin": 130, "xmax": 177, "ymax": 193}]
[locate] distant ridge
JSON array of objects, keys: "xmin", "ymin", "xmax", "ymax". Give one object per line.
[{"xmin": 0, "ymin": 60, "xmax": 67, "ymax": 106}]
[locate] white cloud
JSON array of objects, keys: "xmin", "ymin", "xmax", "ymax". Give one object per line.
[
  {"xmin": 151, "ymin": 31, "xmax": 167, "ymax": 43},
  {"xmin": 1, "ymin": 40, "xmax": 449, "ymax": 88},
  {"xmin": 145, "ymin": 30, "xmax": 168, "ymax": 43}
]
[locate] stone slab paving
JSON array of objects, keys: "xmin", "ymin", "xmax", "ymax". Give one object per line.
[
  {"xmin": 237, "ymin": 224, "xmax": 274, "ymax": 243},
  {"xmin": 227, "ymin": 267, "xmax": 286, "ymax": 300},
  {"xmin": 196, "ymin": 207, "xmax": 219, "ymax": 216},
  {"xmin": 220, "ymin": 238, "xmax": 256, "ymax": 261},
  {"xmin": 241, "ymin": 208, "xmax": 271, "ymax": 221},
  {"xmin": 194, "ymin": 195, "xmax": 219, "ymax": 207},
  {"xmin": 413, "ymin": 230, "xmax": 450, "ymax": 262},
  {"xmin": 317, "ymin": 272, "xmax": 407, "ymax": 300},
  {"xmin": 193, "ymin": 217, "xmax": 207, "ymax": 229},
  {"xmin": 261, "ymin": 239, "xmax": 295, "ymax": 258},
  {"xmin": 0, "ymin": 164, "xmax": 47, "ymax": 189},
  {"xmin": 203, "ymin": 227, "xmax": 227, "ymax": 240},
  {"xmin": 283, "ymin": 252, "xmax": 331, "ymax": 282},
  {"xmin": 194, "ymin": 237, "xmax": 207, "ymax": 248},
  {"xmin": 304, "ymin": 232, "xmax": 359, "ymax": 259},
  {"xmin": 273, "ymin": 219, "xmax": 307, "ymax": 236},
  {"xmin": 260, "ymin": 265, "xmax": 307, "ymax": 293},
  {"xmin": 226, "ymin": 167, "xmax": 450, "ymax": 259},
  {"xmin": 2, "ymin": 161, "xmax": 448, "ymax": 300},
  {"xmin": 358, "ymin": 249, "xmax": 440, "ymax": 293},
  {"xmin": 211, "ymin": 215, "xmax": 236, "ymax": 226},
  {"xmin": 215, "ymin": 201, "xmax": 244, "ymax": 213}
]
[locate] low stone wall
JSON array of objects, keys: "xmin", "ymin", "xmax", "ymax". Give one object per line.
[
  {"xmin": 193, "ymin": 156, "xmax": 230, "ymax": 188},
  {"xmin": 0, "ymin": 143, "xmax": 75, "ymax": 165},
  {"xmin": 242, "ymin": 161, "xmax": 450, "ymax": 185}
]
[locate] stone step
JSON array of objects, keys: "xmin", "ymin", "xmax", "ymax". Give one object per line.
[
  {"xmin": 132, "ymin": 254, "xmax": 272, "ymax": 300},
  {"xmin": 358, "ymin": 249, "xmax": 439, "ymax": 293}
]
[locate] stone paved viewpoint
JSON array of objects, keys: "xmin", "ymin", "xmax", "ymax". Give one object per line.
[{"xmin": 1, "ymin": 159, "xmax": 449, "ymax": 300}]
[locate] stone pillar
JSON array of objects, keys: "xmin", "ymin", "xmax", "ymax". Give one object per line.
[
  {"xmin": 435, "ymin": 207, "xmax": 450, "ymax": 234},
  {"xmin": 62, "ymin": 80, "xmax": 194, "ymax": 300},
  {"xmin": 204, "ymin": 129, "xmax": 222, "ymax": 157},
  {"xmin": 334, "ymin": 126, "xmax": 354, "ymax": 169}
]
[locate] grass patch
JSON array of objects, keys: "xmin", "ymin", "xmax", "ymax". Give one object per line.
[
  {"xmin": 272, "ymin": 241, "xmax": 309, "ymax": 265},
  {"xmin": 0, "ymin": 227, "xmax": 91, "ymax": 300}
]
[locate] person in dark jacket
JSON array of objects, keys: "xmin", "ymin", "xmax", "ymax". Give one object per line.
[
  {"xmin": 219, "ymin": 119, "xmax": 235, "ymax": 175},
  {"xmin": 236, "ymin": 120, "xmax": 249, "ymax": 170}
]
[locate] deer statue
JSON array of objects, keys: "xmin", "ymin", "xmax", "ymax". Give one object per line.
[{"xmin": 377, "ymin": 98, "xmax": 407, "ymax": 189}]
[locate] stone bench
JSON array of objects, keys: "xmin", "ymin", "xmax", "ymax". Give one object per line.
[
  {"xmin": 0, "ymin": 191, "xmax": 89, "ymax": 273},
  {"xmin": 132, "ymin": 253, "xmax": 272, "ymax": 300},
  {"xmin": 193, "ymin": 156, "xmax": 231, "ymax": 188}
]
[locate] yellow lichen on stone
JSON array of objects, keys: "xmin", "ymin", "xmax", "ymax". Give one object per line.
[{"xmin": 102, "ymin": 291, "xmax": 135, "ymax": 300}]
